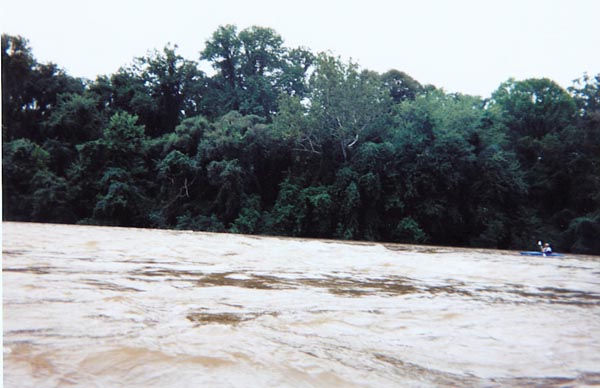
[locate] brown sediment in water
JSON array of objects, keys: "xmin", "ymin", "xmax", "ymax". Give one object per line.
[
  {"xmin": 3, "ymin": 222, "xmax": 600, "ymax": 388},
  {"xmin": 186, "ymin": 311, "xmax": 280, "ymax": 326}
]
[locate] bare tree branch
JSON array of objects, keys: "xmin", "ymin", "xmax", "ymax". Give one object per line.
[{"xmin": 347, "ymin": 133, "xmax": 359, "ymax": 148}]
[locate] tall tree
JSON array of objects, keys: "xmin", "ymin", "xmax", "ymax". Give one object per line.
[
  {"xmin": 489, "ymin": 78, "xmax": 580, "ymax": 245},
  {"xmin": 68, "ymin": 112, "xmax": 151, "ymax": 225},
  {"xmin": 308, "ymin": 54, "xmax": 391, "ymax": 163},
  {"xmin": 380, "ymin": 69, "xmax": 423, "ymax": 102},
  {"xmin": 133, "ymin": 44, "xmax": 206, "ymax": 135},
  {"xmin": 2, "ymin": 34, "xmax": 84, "ymax": 142},
  {"xmin": 201, "ymin": 25, "xmax": 313, "ymax": 119}
]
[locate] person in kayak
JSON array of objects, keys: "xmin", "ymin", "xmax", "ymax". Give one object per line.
[{"xmin": 541, "ymin": 243, "xmax": 553, "ymax": 256}]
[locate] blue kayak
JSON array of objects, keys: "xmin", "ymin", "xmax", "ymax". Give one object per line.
[{"xmin": 520, "ymin": 251, "xmax": 564, "ymax": 257}]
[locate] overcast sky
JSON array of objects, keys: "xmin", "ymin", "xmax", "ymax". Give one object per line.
[{"xmin": 2, "ymin": 0, "xmax": 599, "ymax": 97}]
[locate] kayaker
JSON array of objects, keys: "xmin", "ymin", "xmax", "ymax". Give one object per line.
[{"xmin": 541, "ymin": 243, "xmax": 553, "ymax": 256}]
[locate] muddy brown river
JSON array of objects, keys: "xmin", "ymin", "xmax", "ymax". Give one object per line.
[{"xmin": 3, "ymin": 222, "xmax": 600, "ymax": 387}]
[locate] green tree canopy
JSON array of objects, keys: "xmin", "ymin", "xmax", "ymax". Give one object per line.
[{"xmin": 2, "ymin": 29, "xmax": 599, "ymax": 254}]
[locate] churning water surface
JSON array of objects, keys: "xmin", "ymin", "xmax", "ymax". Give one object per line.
[{"xmin": 3, "ymin": 222, "xmax": 600, "ymax": 387}]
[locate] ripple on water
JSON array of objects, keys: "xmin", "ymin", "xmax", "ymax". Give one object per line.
[{"xmin": 3, "ymin": 222, "xmax": 599, "ymax": 387}]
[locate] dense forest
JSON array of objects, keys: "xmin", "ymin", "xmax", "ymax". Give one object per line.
[{"xmin": 2, "ymin": 26, "xmax": 600, "ymax": 254}]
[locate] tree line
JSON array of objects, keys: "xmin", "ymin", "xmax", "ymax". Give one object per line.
[{"xmin": 3, "ymin": 26, "xmax": 599, "ymax": 254}]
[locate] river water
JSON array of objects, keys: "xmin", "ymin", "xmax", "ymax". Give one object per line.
[{"xmin": 3, "ymin": 222, "xmax": 600, "ymax": 387}]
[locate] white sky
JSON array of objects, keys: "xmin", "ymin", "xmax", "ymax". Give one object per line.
[{"xmin": 1, "ymin": 0, "xmax": 599, "ymax": 98}]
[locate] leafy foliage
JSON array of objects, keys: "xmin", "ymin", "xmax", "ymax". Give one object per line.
[{"xmin": 3, "ymin": 30, "xmax": 599, "ymax": 254}]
